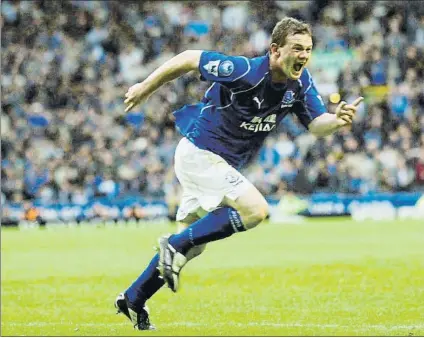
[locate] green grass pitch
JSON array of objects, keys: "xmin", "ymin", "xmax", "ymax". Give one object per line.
[{"xmin": 1, "ymin": 218, "xmax": 424, "ymax": 336}]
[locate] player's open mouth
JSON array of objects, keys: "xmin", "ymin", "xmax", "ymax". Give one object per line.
[{"xmin": 293, "ymin": 62, "xmax": 305, "ymax": 73}]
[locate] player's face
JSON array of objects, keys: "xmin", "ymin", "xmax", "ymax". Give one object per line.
[{"xmin": 270, "ymin": 33, "xmax": 313, "ymax": 80}]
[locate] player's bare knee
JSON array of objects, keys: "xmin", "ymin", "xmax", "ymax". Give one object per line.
[
  {"xmin": 241, "ymin": 202, "xmax": 269, "ymax": 229},
  {"xmin": 251, "ymin": 202, "xmax": 269, "ymax": 225},
  {"xmin": 260, "ymin": 202, "xmax": 270, "ymax": 221},
  {"xmin": 225, "ymin": 187, "xmax": 269, "ymax": 230}
]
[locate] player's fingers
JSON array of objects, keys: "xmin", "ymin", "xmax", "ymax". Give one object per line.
[
  {"xmin": 342, "ymin": 104, "xmax": 359, "ymax": 112},
  {"xmin": 125, "ymin": 103, "xmax": 134, "ymax": 113},
  {"xmin": 351, "ymin": 96, "xmax": 364, "ymax": 107},
  {"xmin": 337, "ymin": 100, "xmax": 347, "ymax": 108},
  {"xmin": 126, "ymin": 100, "xmax": 136, "ymax": 111},
  {"xmin": 336, "ymin": 101, "xmax": 347, "ymax": 115},
  {"xmin": 340, "ymin": 115, "xmax": 352, "ymax": 124},
  {"xmin": 340, "ymin": 112, "xmax": 353, "ymax": 120},
  {"xmin": 340, "ymin": 109, "xmax": 355, "ymax": 117}
]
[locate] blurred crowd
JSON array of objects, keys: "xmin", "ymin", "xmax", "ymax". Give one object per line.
[{"xmin": 1, "ymin": 0, "xmax": 424, "ymax": 211}]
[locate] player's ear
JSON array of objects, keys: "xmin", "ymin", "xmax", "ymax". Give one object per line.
[{"xmin": 270, "ymin": 43, "xmax": 279, "ymax": 55}]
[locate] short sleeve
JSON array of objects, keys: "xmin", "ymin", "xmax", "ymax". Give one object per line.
[
  {"xmin": 293, "ymin": 68, "xmax": 327, "ymax": 128},
  {"xmin": 199, "ymin": 51, "xmax": 250, "ymax": 87}
]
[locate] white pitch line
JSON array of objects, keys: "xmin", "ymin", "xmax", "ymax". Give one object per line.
[{"xmin": 4, "ymin": 322, "xmax": 424, "ymax": 331}]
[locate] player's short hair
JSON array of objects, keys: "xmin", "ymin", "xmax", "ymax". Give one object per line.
[{"xmin": 271, "ymin": 17, "xmax": 312, "ymax": 47}]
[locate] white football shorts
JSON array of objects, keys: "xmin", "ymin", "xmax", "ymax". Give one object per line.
[{"xmin": 174, "ymin": 137, "xmax": 254, "ymax": 222}]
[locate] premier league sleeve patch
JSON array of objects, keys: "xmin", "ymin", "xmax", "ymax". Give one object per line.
[
  {"xmin": 199, "ymin": 51, "xmax": 249, "ymax": 85},
  {"xmin": 218, "ymin": 60, "xmax": 234, "ymax": 77},
  {"xmin": 203, "ymin": 60, "xmax": 220, "ymax": 76}
]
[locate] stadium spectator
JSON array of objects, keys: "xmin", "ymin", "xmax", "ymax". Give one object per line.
[{"xmin": 1, "ymin": 0, "xmax": 423, "ymax": 215}]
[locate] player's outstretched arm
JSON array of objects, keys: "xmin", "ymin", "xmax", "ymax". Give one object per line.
[
  {"xmin": 308, "ymin": 97, "xmax": 364, "ymax": 137},
  {"xmin": 124, "ymin": 50, "xmax": 202, "ymax": 112}
]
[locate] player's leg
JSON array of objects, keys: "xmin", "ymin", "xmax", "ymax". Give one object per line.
[
  {"xmin": 177, "ymin": 223, "xmax": 206, "ymax": 263},
  {"xmin": 115, "ymin": 198, "xmax": 206, "ymax": 329},
  {"xmin": 159, "ymin": 185, "xmax": 268, "ymax": 292},
  {"xmin": 167, "ymin": 138, "xmax": 269, "ymax": 253},
  {"xmin": 165, "ymin": 184, "xmax": 268, "ymax": 256},
  {"xmin": 117, "ymin": 137, "xmax": 205, "ymax": 325},
  {"xmin": 222, "ymin": 184, "xmax": 269, "ymax": 230},
  {"xmin": 177, "ymin": 210, "xmax": 207, "ymax": 261},
  {"xmin": 158, "ymin": 139, "xmax": 269, "ymax": 291},
  {"xmin": 155, "ymin": 209, "xmax": 208, "ymax": 292},
  {"xmin": 122, "ymin": 213, "xmax": 204, "ymax": 306},
  {"xmin": 115, "ymin": 247, "xmax": 163, "ymax": 331}
]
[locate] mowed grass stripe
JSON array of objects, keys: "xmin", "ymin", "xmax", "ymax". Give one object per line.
[{"xmin": 5, "ymin": 321, "xmax": 424, "ymax": 329}]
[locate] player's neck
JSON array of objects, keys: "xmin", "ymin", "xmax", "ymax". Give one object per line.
[{"xmin": 270, "ymin": 68, "xmax": 288, "ymax": 83}]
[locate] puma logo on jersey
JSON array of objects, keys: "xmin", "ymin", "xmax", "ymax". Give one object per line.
[
  {"xmin": 253, "ymin": 96, "xmax": 264, "ymax": 109},
  {"xmin": 240, "ymin": 114, "xmax": 276, "ymax": 133}
]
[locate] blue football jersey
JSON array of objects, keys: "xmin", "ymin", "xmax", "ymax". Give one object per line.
[{"xmin": 173, "ymin": 51, "xmax": 327, "ymax": 169}]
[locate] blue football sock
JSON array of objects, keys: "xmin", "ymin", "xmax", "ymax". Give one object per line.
[
  {"xmin": 124, "ymin": 208, "xmax": 244, "ymax": 308},
  {"xmin": 168, "ymin": 207, "xmax": 245, "ymax": 255},
  {"xmin": 125, "ymin": 254, "xmax": 164, "ymax": 310}
]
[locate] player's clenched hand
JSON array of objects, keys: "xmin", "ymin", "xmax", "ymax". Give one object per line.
[
  {"xmin": 335, "ymin": 96, "xmax": 364, "ymax": 126},
  {"xmin": 124, "ymin": 83, "xmax": 150, "ymax": 113}
]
